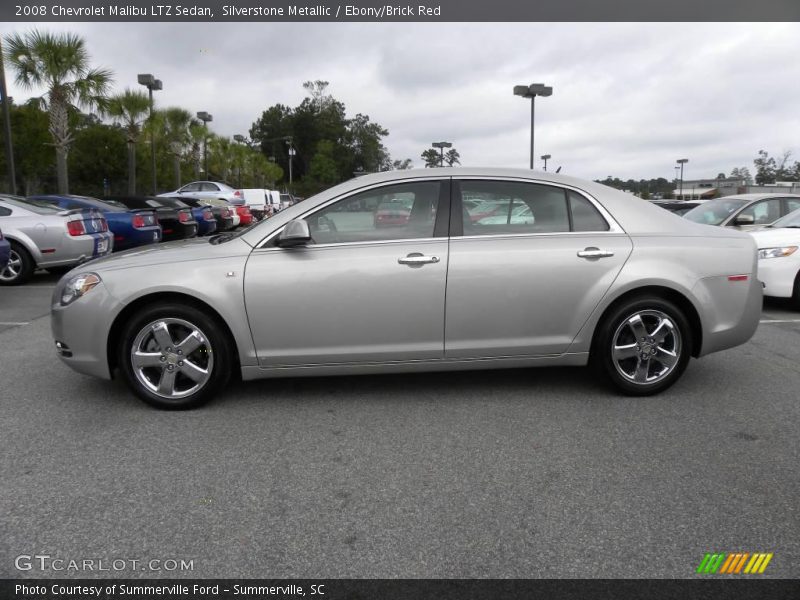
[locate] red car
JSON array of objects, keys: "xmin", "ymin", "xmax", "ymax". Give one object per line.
[
  {"xmin": 374, "ymin": 200, "xmax": 413, "ymax": 228},
  {"xmin": 234, "ymin": 204, "xmax": 253, "ymax": 227}
]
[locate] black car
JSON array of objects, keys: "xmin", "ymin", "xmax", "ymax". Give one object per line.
[
  {"xmin": 649, "ymin": 199, "xmax": 704, "ymax": 216},
  {"xmin": 176, "ymin": 197, "xmax": 236, "ymax": 232},
  {"xmin": 108, "ymin": 196, "xmax": 198, "ymax": 242}
]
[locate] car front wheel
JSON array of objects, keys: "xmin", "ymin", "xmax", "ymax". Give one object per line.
[
  {"xmin": 593, "ymin": 297, "xmax": 692, "ymax": 396},
  {"xmin": 118, "ymin": 303, "xmax": 233, "ymax": 409}
]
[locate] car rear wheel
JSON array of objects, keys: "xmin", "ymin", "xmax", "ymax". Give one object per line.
[
  {"xmin": 0, "ymin": 242, "xmax": 34, "ymax": 286},
  {"xmin": 593, "ymin": 297, "xmax": 692, "ymax": 396},
  {"xmin": 118, "ymin": 303, "xmax": 233, "ymax": 409}
]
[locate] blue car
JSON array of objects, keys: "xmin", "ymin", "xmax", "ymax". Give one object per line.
[
  {"xmin": 31, "ymin": 195, "xmax": 162, "ymax": 251},
  {"xmin": 0, "ymin": 227, "xmax": 10, "ymax": 274}
]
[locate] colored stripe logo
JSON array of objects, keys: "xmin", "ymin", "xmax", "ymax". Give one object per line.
[{"xmin": 697, "ymin": 552, "xmax": 773, "ymax": 574}]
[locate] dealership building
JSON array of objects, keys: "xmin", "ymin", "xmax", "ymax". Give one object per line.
[{"xmin": 674, "ymin": 178, "xmax": 800, "ymax": 200}]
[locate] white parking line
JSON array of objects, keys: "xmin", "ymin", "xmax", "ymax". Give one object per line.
[
  {"xmin": 0, "ymin": 322, "xmax": 29, "ymax": 326},
  {"xmin": 760, "ymin": 319, "xmax": 800, "ymax": 324}
]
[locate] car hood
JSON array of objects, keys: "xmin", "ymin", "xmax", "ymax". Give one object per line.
[
  {"xmin": 749, "ymin": 228, "xmax": 800, "ymax": 247},
  {"xmin": 78, "ymin": 236, "xmax": 252, "ymax": 273}
]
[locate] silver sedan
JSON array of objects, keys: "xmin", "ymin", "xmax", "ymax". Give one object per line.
[{"xmin": 51, "ymin": 168, "xmax": 762, "ymax": 409}]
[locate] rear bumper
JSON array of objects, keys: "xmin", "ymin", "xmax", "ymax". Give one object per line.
[
  {"xmin": 197, "ymin": 219, "xmax": 218, "ymax": 236},
  {"xmin": 114, "ymin": 226, "xmax": 162, "ymax": 251},
  {"xmin": 37, "ymin": 232, "xmax": 114, "ymax": 268},
  {"xmin": 695, "ymin": 274, "xmax": 762, "ymax": 357}
]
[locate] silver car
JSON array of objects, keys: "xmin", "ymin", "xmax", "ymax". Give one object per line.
[
  {"xmin": 0, "ymin": 196, "xmax": 114, "ymax": 285},
  {"xmin": 158, "ymin": 181, "xmax": 242, "ymax": 203},
  {"xmin": 683, "ymin": 193, "xmax": 800, "ymax": 230},
  {"xmin": 51, "ymin": 168, "xmax": 762, "ymax": 409}
]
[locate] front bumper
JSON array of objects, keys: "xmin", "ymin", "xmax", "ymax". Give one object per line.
[
  {"xmin": 51, "ymin": 279, "xmax": 121, "ymax": 380},
  {"xmin": 757, "ymin": 257, "xmax": 798, "ymax": 298}
]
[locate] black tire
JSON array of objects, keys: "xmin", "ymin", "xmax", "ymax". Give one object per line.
[
  {"xmin": 592, "ymin": 296, "xmax": 693, "ymax": 396},
  {"xmin": 0, "ymin": 242, "xmax": 35, "ymax": 286},
  {"xmin": 792, "ymin": 271, "xmax": 800, "ymax": 310},
  {"xmin": 118, "ymin": 302, "xmax": 233, "ymax": 409}
]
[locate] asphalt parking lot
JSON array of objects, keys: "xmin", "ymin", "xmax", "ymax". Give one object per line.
[{"xmin": 1, "ymin": 271, "xmax": 798, "ymax": 579}]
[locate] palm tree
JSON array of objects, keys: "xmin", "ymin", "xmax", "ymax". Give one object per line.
[
  {"xmin": 158, "ymin": 107, "xmax": 195, "ymax": 188},
  {"xmin": 4, "ymin": 30, "xmax": 113, "ymax": 194},
  {"xmin": 107, "ymin": 89, "xmax": 149, "ymax": 194}
]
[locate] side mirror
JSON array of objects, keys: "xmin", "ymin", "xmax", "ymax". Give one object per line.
[
  {"xmin": 733, "ymin": 213, "xmax": 755, "ymax": 226},
  {"xmin": 277, "ymin": 218, "xmax": 311, "ymax": 247}
]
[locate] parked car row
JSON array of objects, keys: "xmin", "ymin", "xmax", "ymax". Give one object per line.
[
  {"xmin": 158, "ymin": 180, "xmax": 298, "ymax": 221},
  {"xmin": 0, "ymin": 191, "xmax": 258, "ymax": 285}
]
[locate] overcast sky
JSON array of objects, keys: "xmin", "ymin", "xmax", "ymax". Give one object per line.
[{"xmin": 7, "ymin": 22, "xmax": 800, "ymax": 181}]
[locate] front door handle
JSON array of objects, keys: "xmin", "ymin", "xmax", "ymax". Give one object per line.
[
  {"xmin": 577, "ymin": 247, "xmax": 615, "ymax": 259},
  {"xmin": 398, "ymin": 253, "xmax": 440, "ymax": 266}
]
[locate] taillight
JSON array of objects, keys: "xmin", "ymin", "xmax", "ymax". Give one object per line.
[
  {"xmin": 99, "ymin": 219, "xmax": 108, "ymax": 232},
  {"xmin": 67, "ymin": 221, "xmax": 86, "ymax": 236},
  {"xmin": 204, "ymin": 209, "xmax": 214, "ymax": 220},
  {"xmin": 132, "ymin": 214, "xmax": 146, "ymax": 228},
  {"xmin": 222, "ymin": 208, "xmax": 231, "ymax": 217},
  {"xmin": 178, "ymin": 211, "xmax": 190, "ymax": 223},
  {"xmin": 234, "ymin": 190, "xmax": 242, "ymax": 198}
]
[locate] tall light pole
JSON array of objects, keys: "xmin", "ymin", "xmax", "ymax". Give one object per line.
[
  {"xmin": 233, "ymin": 134, "xmax": 248, "ymax": 187},
  {"xmin": 514, "ymin": 83, "xmax": 552, "ymax": 169},
  {"xmin": 677, "ymin": 158, "xmax": 689, "ymax": 198},
  {"xmin": 432, "ymin": 141, "xmax": 452, "ymax": 167},
  {"xmin": 196, "ymin": 111, "xmax": 213, "ymax": 178},
  {"xmin": 286, "ymin": 138, "xmax": 295, "ymax": 188},
  {"xmin": 541, "ymin": 154, "xmax": 551, "ymax": 172},
  {"xmin": 137, "ymin": 74, "xmax": 162, "ymax": 195},
  {"xmin": 0, "ymin": 39, "xmax": 16, "ymax": 195}
]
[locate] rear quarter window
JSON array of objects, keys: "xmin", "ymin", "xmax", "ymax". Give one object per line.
[{"xmin": 569, "ymin": 191, "xmax": 609, "ymax": 231}]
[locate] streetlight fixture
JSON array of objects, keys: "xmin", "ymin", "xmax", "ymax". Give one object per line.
[
  {"xmin": 541, "ymin": 154, "xmax": 551, "ymax": 171},
  {"xmin": 676, "ymin": 158, "xmax": 689, "ymax": 199},
  {"xmin": 514, "ymin": 83, "xmax": 552, "ymax": 169},
  {"xmin": 138, "ymin": 74, "xmax": 162, "ymax": 195},
  {"xmin": 196, "ymin": 111, "xmax": 213, "ymax": 177},
  {"xmin": 431, "ymin": 141, "xmax": 452, "ymax": 167}
]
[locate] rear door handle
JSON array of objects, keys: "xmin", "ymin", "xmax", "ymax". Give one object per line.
[
  {"xmin": 577, "ymin": 247, "xmax": 615, "ymax": 259},
  {"xmin": 398, "ymin": 253, "xmax": 440, "ymax": 266}
]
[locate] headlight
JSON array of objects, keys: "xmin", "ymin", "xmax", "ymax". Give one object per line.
[
  {"xmin": 758, "ymin": 246, "xmax": 798, "ymax": 259},
  {"xmin": 61, "ymin": 273, "xmax": 101, "ymax": 306}
]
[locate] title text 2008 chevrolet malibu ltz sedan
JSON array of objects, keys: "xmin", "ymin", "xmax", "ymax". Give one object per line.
[{"xmin": 51, "ymin": 168, "xmax": 762, "ymax": 409}]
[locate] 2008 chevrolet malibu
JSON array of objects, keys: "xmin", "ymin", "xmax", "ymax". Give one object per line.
[{"xmin": 51, "ymin": 169, "xmax": 762, "ymax": 409}]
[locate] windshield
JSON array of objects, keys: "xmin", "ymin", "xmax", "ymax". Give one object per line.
[
  {"xmin": 770, "ymin": 207, "xmax": 800, "ymax": 228},
  {"xmin": 683, "ymin": 198, "xmax": 749, "ymax": 225},
  {"xmin": 1, "ymin": 196, "xmax": 63, "ymax": 214}
]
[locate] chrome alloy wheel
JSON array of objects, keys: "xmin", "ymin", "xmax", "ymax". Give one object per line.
[
  {"xmin": 0, "ymin": 249, "xmax": 22, "ymax": 282},
  {"xmin": 611, "ymin": 310, "xmax": 682, "ymax": 385},
  {"xmin": 130, "ymin": 318, "xmax": 214, "ymax": 399}
]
